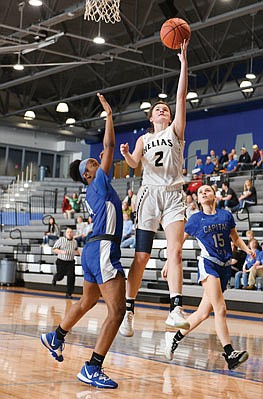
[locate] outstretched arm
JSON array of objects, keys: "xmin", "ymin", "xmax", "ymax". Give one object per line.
[
  {"xmin": 172, "ymin": 39, "xmax": 189, "ymax": 140},
  {"xmin": 120, "ymin": 136, "xmax": 144, "ymax": 168},
  {"xmin": 97, "ymin": 93, "xmax": 115, "ymax": 175},
  {"xmin": 230, "ymin": 228, "xmax": 255, "ymax": 257}
]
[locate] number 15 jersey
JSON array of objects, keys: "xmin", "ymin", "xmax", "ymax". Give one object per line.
[
  {"xmin": 185, "ymin": 209, "xmax": 236, "ymax": 264},
  {"xmin": 141, "ymin": 125, "xmax": 184, "ymax": 187}
]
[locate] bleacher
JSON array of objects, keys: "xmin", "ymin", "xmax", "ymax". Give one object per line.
[
  {"xmin": 0, "ymin": 172, "xmax": 262, "ymax": 313},
  {"xmin": 0, "ymin": 175, "xmax": 16, "ymax": 190}
]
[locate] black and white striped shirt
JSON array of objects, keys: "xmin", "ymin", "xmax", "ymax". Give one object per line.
[{"xmin": 53, "ymin": 237, "xmax": 78, "ymax": 261}]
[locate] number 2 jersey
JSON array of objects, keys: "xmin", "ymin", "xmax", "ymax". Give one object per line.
[
  {"xmin": 185, "ymin": 209, "xmax": 236, "ymax": 265},
  {"xmin": 141, "ymin": 124, "xmax": 184, "ymax": 187}
]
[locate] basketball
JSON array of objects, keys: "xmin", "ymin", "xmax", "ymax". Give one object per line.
[{"xmin": 160, "ymin": 18, "xmax": 191, "ymax": 50}]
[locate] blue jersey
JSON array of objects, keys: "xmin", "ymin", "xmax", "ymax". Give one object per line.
[
  {"xmin": 185, "ymin": 209, "xmax": 236, "ymax": 264},
  {"xmin": 245, "ymin": 249, "xmax": 260, "ymax": 269},
  {"xmin": 84, "ymin": 167, "xmax": 123, "ymax": 240},
  {"xmin": 226, "ymin": 159, "xmax": 238, "ymax": 172},
  {"xmin": 256, "ymin": 250, "xmax": 263, "ymax": 265}
]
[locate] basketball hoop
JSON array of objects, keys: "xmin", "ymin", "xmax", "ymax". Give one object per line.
[{"xmin": 84, "ymin": 0, "xmax": 121, "ymax": 24}]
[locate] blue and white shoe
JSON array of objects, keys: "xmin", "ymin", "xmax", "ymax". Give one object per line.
[
  {"xmin": 77, "ymin": 362, "xmax": 118, "ymax": 389},
  {"xmin": 41, "ymin": 331, "xmax": 64, "ymax": 362}
]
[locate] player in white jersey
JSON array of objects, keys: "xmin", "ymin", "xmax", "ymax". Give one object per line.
[{"xmin": 119, "ymin": 39, "xmax": 190, "ymax": 337}]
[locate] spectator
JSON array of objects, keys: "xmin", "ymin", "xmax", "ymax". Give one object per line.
[
  {"xmin": 62, "ymin": 195, "xmax": 72, "ymax": 219},
  {"xmin": 186, "ymin": 193, "xmax": 195, "ymax": 206},
  {"xmin": 121, "ymin": 235, "xmax": 135, "ymax": 249},
  {"xmin": 121, "ymin": 213, "xmax": 135, "ymax": 248},
  {"xmin": 219, "ymin": 149, "xmax": 229, "ymax": 166},
  {"xmin": 186, "ymin": 201, "xmax": 199, "ymax": 220},
  {"xmin": 186, "ymin": 174, "xmax": 202, "ymax": 195},
  {"xmin": 246, "ymin": 230, "xmax": 255, "ymax": 243},
  {"xmin": 52, "ymin": 228, "xmax": 80, "ymax": 298},
  {"xmin": 251, "ymin": 144, "xmax": 261, "ymax": 168},
  {"xmin": 74, "ymin": 216, "xmax": 88, "ymax": 247},
  {"xmin": 122, "ymin": 201, "xmax": 132, "ymax": 218},
  {"xmin": 182, "ymin": 168, "xmax": 192, "ymax": 192},
  {"xmin": 185, "ymin": 192, "xmax": 197, "ymax": 206},
  {"xmin": 43, "ymin": 216, "xmax": 60, "ymax": 246},
  {"xmin": 244, "ymin": 242, "xmax": 263, "ymax": 290},
  {"xmin": 192, "ymin": 192, "xmax": 198, "ymax": 202},
  {"xmin": 232, "ymin": 179, "xmax": 257, "ymax": 212},
  {"xmin": 245, "ymin": 230, "xmax": 261, "ymax": 249},
  {"xmin": 212, "ymin": 157, "xmax": 223, "ymax": 175},
  {"xmin": 209, "ymin": 149, "xmax": 217, "ymax": 161},
  {"xmin": 83, "ymin": 216, "xmax": 93, "ymax": 241},
  {"xmin": 123, "ymin": 189, "xmax": 136, "ymax": 222},
  {"xmin": 234, "ymin": 239, "xmax": 260, "ymax": 289},
  {"xmin": 68, "ymin": 192, "xmax": 80, "ymax": 217},
  {"xmin": 203, "ymin": 156, "xmax": 214, "ymax": 175},
  {"xmin": 217, "ymin": 182, "xmax": 239, "ymax": 211},
  {"xmin": 230, "ymin": 242, "xmax": 246, "ymax": 281},
  {"xmin": 192, "ymin": 158, "xmax": 204, "ymax": 176},
  {"xmin": 77, "ymin": 188, "xmax": 87, "ymax": 211},
  {"xmin": 237, "ymin": 147, "xmax": 252, "ymax": 171},
  {"xmin": 225, "ymin": 153, "xmax": 238, "ymax": 173},
  {"xmin": 256, "ymin": 148, "xmax": 263, "ymax": 170},
  {"xmin": 121, "ymin": 213, "xmax": 133, "ymax": 242},
  {"xmin": 211, "ymin": 184, "xmax": 222, "ymax": 200},
  {"xmin": 182, "ymin": 167, "xmax": 191, "ymax": 183},
  {"xmin": 231, "ymin": 148, "xmax": 238, "ymax": 161}
]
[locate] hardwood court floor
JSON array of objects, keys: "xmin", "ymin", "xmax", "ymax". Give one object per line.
[{"xmin": 0, "ymin": 288, "xmax": 262, "ymax": 399}]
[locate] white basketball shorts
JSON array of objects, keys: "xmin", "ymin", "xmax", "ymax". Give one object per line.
[{"xmin": 135, "ymin": 184, "xmax": 186, "ymax": 232}]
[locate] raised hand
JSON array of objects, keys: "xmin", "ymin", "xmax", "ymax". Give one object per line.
[
  {"xmin": 177, "ymin": 38, "xmax": 190, "ymax": 63},
  {"xmin": 120, "ymin": 142, "xmax": 129, "ymax": 156},
  {"xmin": 97, "ymin": 93, "xmax": 112, "ymax": 115}
]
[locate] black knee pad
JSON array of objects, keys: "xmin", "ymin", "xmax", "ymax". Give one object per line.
[{"xmin": 135, "ymin": 229, "xmax": 155, "ymax": 254}]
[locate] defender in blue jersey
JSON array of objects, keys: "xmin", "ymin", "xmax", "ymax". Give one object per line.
[
  {"xmin": 164, "ymin": 185, "xmax": 254, "ymax": 370},
  {"xmin": 41, "ymin": 94, "xmax": 125, "ymax": 389}
]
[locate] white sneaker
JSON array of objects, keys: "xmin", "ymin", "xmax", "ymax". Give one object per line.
[
  {"xmin": 165, "ymin": 307, "xmax": 190, "ymax": 330},
  {"xmin": 119, "ymin": 311, "xmax": 134, "ymax": 337},
  {"xmin": 165, "ymin": 332, "xmax": 180, "ymax": 361}
]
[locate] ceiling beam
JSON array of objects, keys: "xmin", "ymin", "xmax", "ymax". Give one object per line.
[{"xmin": 4, "ymin": 46, "xmax": 263, "ymax": 119}]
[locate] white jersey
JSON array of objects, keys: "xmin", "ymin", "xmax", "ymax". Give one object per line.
[{"xmin": 141, "ymin": 124, "xmax": 184, "ymax": 187}]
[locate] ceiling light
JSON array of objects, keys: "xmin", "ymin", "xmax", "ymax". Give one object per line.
[
  {"xmin": 66, "ymin": 117, "xmax": 76, "ymax": 125},
  {"xmin": 56, "ymin": 102, "xmax": 69, "ymax": 112},
  {"xmin": 159, "ymin": 60, "xmax": 168, "ymax": 100},
  {"xmin": 29, "ymin": 0, "xmax": 43, "ymax": 6},
  {"xmin": 93, "ymin": 21, "xmax": 105, "ymax": 44},
  {"xmin": 186, "ymin": 91, "xmax": 198, "ymax": 100},
  {"xmin": 158, "ymin": 92, "xmax": 168, "ymax": 99},
  {"xmin": 93, "ymin": 36, "xmax": 105, "ymax": 44},
  {"xmin": 140, "ymin": 101, "xmax": 151, "ymax": 110},
  {"xmin": 24, "ymin": 110, "xmax": 36, "ymax": 120},
  {"xmin": 186, "ymin": 91, "xmax": 199, "ymax": 103},
  {"xmin": 245, "ymin": 17, "xmax": 256, "ymax": 82},
  {"xmin": 13, "ymin": 63, "xmax": 24, "ymax": 71},
  {"xmin": 239, "ymin": 80, "xmax": 253, "ymax": 93},
  {"xmin": 245, "ymin": 72, "xmax": 256, "ymax": 80},
  {"xmin": 100, "ymin": 111, "xmax": 108, "ymax": 118}
]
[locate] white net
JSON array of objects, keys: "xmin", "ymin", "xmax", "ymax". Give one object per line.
[{"xmin": 84, "ymin": 0, "xmax": 121, "ymax": 24}]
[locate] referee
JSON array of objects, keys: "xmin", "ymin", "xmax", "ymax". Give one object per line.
[{"xmin": 52, "ymin": 228, "xmax": 80, "ymax": 298}]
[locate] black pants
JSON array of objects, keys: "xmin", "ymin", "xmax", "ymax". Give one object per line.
[{"xmin": 54, "ymin": 259, "xmax": 75, "ymax": 296}]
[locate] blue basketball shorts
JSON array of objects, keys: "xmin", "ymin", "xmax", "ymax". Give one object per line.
[
  {"xmin": 198, "ymin": 257, "xmax": 231, "ymax": 292},
  {"xmin": 82, "ymin": 240, "xmax": 124, "ymax": 284}
]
